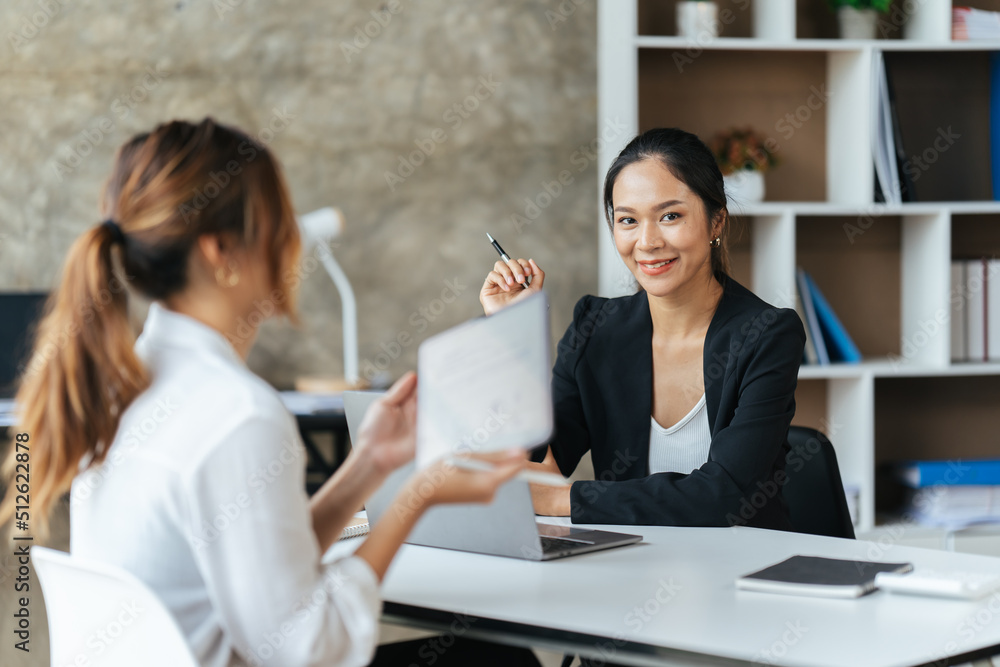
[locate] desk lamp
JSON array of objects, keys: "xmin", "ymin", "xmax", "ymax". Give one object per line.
[{"xmin": 297, "ymin": 207, "xmax": 359, "ymax": 388}]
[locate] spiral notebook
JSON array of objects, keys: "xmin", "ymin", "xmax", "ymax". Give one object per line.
[{"xmin": 338, "ymin": 516, "xmax": 369, "ymax": 541}]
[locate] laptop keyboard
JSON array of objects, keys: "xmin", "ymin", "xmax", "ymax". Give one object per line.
[{"xmin": 540, "ymin": 536, "xmax": 592, "ymax": 554}]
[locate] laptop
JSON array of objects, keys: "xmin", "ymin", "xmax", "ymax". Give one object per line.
[{"xmin": 343, "ymin": 294, "xmax": 641, "ymax": 561}]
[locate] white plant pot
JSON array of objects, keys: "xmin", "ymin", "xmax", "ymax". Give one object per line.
[
  {"xmin": 837, "ymin": 7, "xmax": 878, "ymax": 40},
  {"xmin": 676, "ymin": 1, "xmax": 718, "ymax": 39},
  {"xmin": 753, "ymin": 0, "xmax": 796, "ymax": 41},
  {"xmin": 724, "ymin": 170, "xmax": 765, "ymax": 204}
]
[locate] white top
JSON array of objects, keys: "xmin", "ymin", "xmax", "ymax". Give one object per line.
[
  {"xmin": 647, "ymin": 394, "xmax": 711, "ymax": 474},
  {"xmin": 70, "ymin": 303, "xmax": 380, "ymax": 667}
]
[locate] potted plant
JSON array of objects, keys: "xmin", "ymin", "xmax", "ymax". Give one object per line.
[
  {"xmin": 676, "ymin": 0, "xmax": 718, "ymax": 39},
  {"xmin": 709, "ymin": 127, "xmax": 779, "ymax": 204},
  {"xmin": 829, "ymin": 0, "xmax": 890, "ymax": 39}
]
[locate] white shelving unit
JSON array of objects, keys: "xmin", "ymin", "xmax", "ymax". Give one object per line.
[{"xmin": 597, "ymin": 0, "xmax": 1000, "ymax": 536}]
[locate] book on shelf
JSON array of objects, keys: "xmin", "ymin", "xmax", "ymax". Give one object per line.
[
  {"xmin": 969, "ymin": 259, "xmax": 987, "ymax": 361},
  {"xmin": 953, "ymin": 7, "xmax": 1000, "ymax": 41},
  {"xmin": 951, "ymin": 262, "xmax": 967, "ymax": 362},
  {"xmin": 796, "ymin": 286, "xmax": 819, "ymax": 365},
  {"xmin": 796, "ymin": 269, "xmax": 828, "ymax": 365},
  {"xmin": 736, "ymin": 556, "xmax": 913, "ymax": 599},
  {"xmin": 795, "ymin": 268, "xmax": 861, "ymax": 365},
  {"xmin": 992, "ymin": 52, "xmax": 1000, "ymax": 201},
  {"xmin": 895, "ymin": 459, "xmax": 1000, "ymax": 488},
  {"xmin": 950, "ymin": 258, "xmax": 1000, "ymax": 362},
  {"xmin": 802, "ymin": 271, "xmax": 862, "ymax": 364}
]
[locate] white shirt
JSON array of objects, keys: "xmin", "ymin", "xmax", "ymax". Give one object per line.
[
  {"xmin": 70, "ymin": 303, "xmax": 380, "ymax": 667},
  {"xmin": 648, "ymin": 394, "xmax": 712, "ymax": 475}
]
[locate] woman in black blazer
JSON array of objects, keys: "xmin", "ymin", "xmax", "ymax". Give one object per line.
[{"xmin": 480, "ymin": 128, "xmax": 805, "ymax": 530}]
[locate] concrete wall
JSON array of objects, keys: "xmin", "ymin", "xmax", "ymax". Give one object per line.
[{"xmin": 0, "ymin": 0, "xmax": 601, "ymax": 388}]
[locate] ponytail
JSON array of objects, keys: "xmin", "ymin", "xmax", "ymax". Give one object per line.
[
  {"xmin": 0, "ymin": 222, "xmax": 148, "ymax": 538},
  {"xmin": 1, "ymin": 117, "xmax": 300, "ymax": 540}
]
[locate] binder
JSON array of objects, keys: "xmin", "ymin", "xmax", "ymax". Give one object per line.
[
  {"xmin": 896, "ymin": 459, "xmax": 1000, "ymax": 487},
  {"xmin": 796, "ymin": 286, "xmax": 819, "ymax": 365},
  {"xmin": 796, "ymin": 268, "xmax": 829, "ymax": 365},
  {"xmin": 802, "ymin": 271, "xmax": 862, "ymax": 363}
]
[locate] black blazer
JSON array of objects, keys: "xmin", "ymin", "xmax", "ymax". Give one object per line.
[{"xmin": 548, "ymin": 276, "xmax": 805, "ymax": 530}]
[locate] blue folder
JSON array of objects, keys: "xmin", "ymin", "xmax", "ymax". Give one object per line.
[
  {"xmin": 896, "ymin": 459, "xmax": 1000, "ymax": 488},
  {"xmin": 801, "ymin": 271, "xmax": 862, "ymax": 363}
]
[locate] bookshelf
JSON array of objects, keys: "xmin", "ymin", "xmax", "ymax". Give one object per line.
[{"xmin": 597, "ymin": 0, "xmax": 1000, "ymax": 535}]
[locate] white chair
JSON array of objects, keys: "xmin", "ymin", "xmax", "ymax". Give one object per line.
[{"xmin": 31, "ymin": 546, "xmax": 197, "ymax": 667}]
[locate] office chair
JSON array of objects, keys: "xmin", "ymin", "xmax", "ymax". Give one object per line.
[
  {"xmin": 783, "ymin": 426, "xmax": 856, "ymax": 539},
  {"xmin": 559, "ymin": 427, "xmax": 857, "ymax": 667},
  {"xmin": 31, "ymin": 546, "xmax": 198, "ymax": 667}
]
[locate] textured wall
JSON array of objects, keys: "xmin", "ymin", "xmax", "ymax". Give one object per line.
[{"xmin": 0, "ymin": 0, "xmax": 599, "ymax": 388}]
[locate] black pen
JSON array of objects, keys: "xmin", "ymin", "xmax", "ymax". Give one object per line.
[{"xmin": 486, "ymin": 232, "xmax": 530, "ymax": 288}]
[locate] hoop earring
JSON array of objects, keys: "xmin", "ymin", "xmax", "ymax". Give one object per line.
[{"xmin": 710, "ymin": 237, "xmax": 721, "ymax": 248}]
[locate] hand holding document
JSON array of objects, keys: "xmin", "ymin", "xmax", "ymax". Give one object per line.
[{"xmin": 416, "ymin": 292, "xmax": 565, "ymax": 487}]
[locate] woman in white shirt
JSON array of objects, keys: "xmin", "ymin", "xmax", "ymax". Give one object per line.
[{"xmin": 0, "ymin": 118, "xmax": 540, "ymax": 666}]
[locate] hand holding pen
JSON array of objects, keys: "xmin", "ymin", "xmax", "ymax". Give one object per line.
[{"xmin": 479, "ymin": 232, "xmax": 545, "ymax": 316}]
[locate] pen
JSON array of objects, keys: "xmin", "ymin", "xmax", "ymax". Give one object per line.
[
  {"xmin": 444, "ymin": 456, "xmax": 569, "ymax": 487},
  {"xmin": 487, "ymin": 232, "xmax": 530, "ymax": 288}
]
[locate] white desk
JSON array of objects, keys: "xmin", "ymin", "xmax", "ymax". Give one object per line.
[{"xmin": 329, "ymin": 522, "xmax": 1000, "ymax": 666}]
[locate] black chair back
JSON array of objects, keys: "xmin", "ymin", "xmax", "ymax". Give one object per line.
[{"xmin": 783, "ymin": 426, "xmax": 856, "ymax": 539}]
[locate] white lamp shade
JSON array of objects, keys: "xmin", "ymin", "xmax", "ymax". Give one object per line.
[{"xmin": 298, "ymin": 207, "xmax": 344, "ymax": 244}]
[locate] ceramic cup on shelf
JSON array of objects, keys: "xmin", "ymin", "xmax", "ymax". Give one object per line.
[
  {"xmin": 723, "ymin": 170, "xmax": 765, "ymax": 205},
  {"xmin": 676, "ymin": 1, "xmax": 718, "ymax": 39}
]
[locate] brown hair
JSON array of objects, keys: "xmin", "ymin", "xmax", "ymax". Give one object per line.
[
  {"xmin": 1, "ymin": 118, "xmax": 301, "ymax": 537},
  {"xmin": 603, "ymin": 127, "xmax": 731, "ymax": 277}
]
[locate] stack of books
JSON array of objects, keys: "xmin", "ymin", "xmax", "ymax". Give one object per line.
[
  {"xmin": 953, "ymin": 7, "xmax": 1000, "ymax": 40},
  {"xmin": 795, "ymin": 268, "xmax": 862, "ymax": 365},
  {"xmin": 950, "ymin": 259, "xmax": 1000, "ymax": 362},
  {"xmin": 896, "ymin": 459, "xmax": 1000, "ymax": 528}
]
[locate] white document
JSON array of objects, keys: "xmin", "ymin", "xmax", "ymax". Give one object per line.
[{"xmin": 416, "ymin": 292, "xmax": 553, "ymax": 468}]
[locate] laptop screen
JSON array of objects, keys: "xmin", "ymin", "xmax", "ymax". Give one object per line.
[{"xmin": 0, "ymin": 293, "xmax": 48, "ymax": 398}]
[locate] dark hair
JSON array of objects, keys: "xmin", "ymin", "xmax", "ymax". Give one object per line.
[
  {"xmin": 603, "ymin": 127, "xmax": 731, "ymax": 276},
  {"xmin": 0, "ymin": 118, "xmax": 301, "ymax": 537}
]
